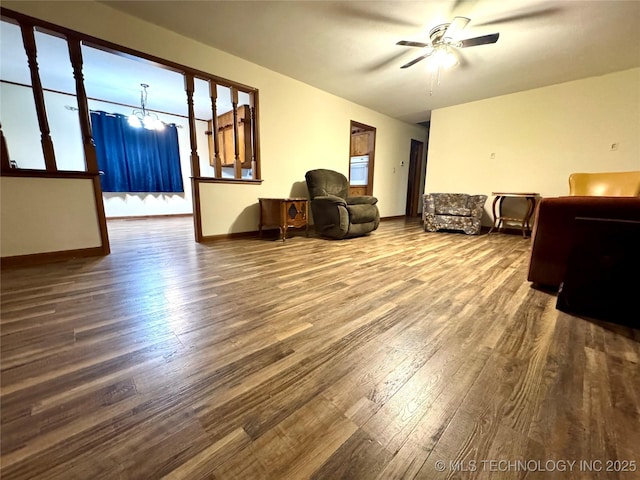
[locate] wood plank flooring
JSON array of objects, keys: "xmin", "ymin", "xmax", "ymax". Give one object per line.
[{"xmin": 1, "ymin": 217, "xmax": 639, "ymax": 479}]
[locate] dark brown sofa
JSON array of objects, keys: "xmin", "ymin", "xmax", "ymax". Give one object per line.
[{"xmin": 527, "ymin": 196, "xmax": 640, "ymax": 289}]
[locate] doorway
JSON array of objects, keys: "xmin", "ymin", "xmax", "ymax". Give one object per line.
[
  {"xmin": 348, "ymin": 121, "xmax": 376, "ymax": 196},
  {"xmin": 405, "ymin": 139, "xmax": 425, "ymax": 217}
]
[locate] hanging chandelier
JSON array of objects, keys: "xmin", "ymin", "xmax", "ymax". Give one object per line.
[{"xmin": 128, "ymin": 83, "xmax": 165, "ymax": 130}]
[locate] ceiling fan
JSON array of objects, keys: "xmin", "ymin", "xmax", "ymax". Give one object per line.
[{"xmin": 397, "ymin": 16, "xmax": 499, "ymax": 69}]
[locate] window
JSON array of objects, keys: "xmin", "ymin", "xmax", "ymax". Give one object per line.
[{"xmin": 91, "ymin": 111, "xmax": 184, "ymax": 193}]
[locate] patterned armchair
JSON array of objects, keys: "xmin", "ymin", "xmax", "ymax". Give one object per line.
[{"xmin": 423, "ymin": 193, "xmax": 487, "ymax": 235}]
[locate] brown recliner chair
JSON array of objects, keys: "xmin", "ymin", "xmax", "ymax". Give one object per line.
[
  {"xmin": 527, "ymin": 171, "xmax": 640, "ymax": 289},
  {"xmin": 305, "ymin": 169, "xmax": 380, "ymax": 239}
]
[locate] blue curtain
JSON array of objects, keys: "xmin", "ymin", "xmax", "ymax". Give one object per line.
[{"xmin": 91, "ymin": 111, "xmax": 184, "ymax": 193}]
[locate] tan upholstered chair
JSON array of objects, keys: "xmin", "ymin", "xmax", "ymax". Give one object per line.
[{"xmin": 568, "ymin": 171, "xmax": 640, "ymax": 197}]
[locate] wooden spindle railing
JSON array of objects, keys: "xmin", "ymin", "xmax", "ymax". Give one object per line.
[
  {"xmin": 20, "ymin": 23, "xmax": 57, "ymax": 171},
  {"xmin": 231, "ymin": 88, "xmax": 241, "ymax": 179},
  {"xmin": 184, "ymin": 74, "xmax": 200, "ymax": 178},
  {"xmin": 67, "ymin": 37, "xmax": 99, "ymax": 173},
  {"xmin": 208, "ymin": 80, "xmax": 222, "ymax": 178}
]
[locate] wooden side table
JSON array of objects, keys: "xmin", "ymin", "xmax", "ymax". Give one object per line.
[
  {"xmin": 258, "ymin": 198, "xmax": 309, "ymax": 241},
  {"xmin": 488, "ymin": 192, "xmax": 539, "ymax": 238}
]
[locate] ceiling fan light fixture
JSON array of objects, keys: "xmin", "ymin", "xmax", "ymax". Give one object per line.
[
  {"xmin": 397, "ymin": 15, "xmax": 498, "ymax": 72},
  {"xmin": 442, "ymin": 49, "xmax": 458, "ymax": 69},
  {"xmin": 426, "ymin": 46, "xmax": 458, "ymax": 71},
  {"xmin": 397, "ymin": 15, "xmax": 497, "ymax": 95}
]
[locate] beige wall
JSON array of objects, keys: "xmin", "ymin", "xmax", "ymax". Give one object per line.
[
  {"xmin": 426, "ymin": 68, "xmax": 640, "ymax": 222},
  {"xmin": 3, "ymin": 1, "xmax": 427, "ymax": 241},
  {"xmin": 1, "ymin": 177, "xmax": 102, "ymax": 257}
]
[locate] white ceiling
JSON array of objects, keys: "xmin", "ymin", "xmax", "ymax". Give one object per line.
[
  {"xmin": 0, "ymin": 19, "xmax": 242, "ymax": 120},
  {"xmin": 2, "ymin": 1, "xmax": 639, "ymax": 124},
  {"xmin": 99, "ymin": 0, "xmax": 640, "ymax": 124}
]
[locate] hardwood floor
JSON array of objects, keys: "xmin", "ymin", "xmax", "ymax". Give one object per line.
[{"xmin": 1, "ymin": 217, "xmax": 638, "ymax": 479}]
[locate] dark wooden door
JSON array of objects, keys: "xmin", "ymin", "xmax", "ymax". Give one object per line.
[{"xmin": 405, "ymin": 139, "xmax": 424, "ymax": 217}]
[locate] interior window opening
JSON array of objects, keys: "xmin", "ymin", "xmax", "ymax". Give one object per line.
[
  {"xmin": 207, "ymin": 84, "xmax": 255, "ymax": 180},
  {"xmin": 0, "ymin": 19, "xmax": 46, "ymax": 170},
  {"xmin": 35, "ymin": 28, "xmax": 85, "ymax": 172}
]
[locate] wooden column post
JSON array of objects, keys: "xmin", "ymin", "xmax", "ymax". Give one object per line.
[
  {"xmin": 185, "ymin": 74, "xmax": 203, "ymax": 242},
  {"xmin": 231, "ymin": 87, "xmax": 241, "ymax": 179},
  {"xmin": 67, "ymin": 36, "xmax": 110, "ymax": 254},
  {"xmin": 20, "ymin": 23, "xmax": 57, "ymax": 171},
  {"xmin": 208, "ymin": 80, "xmax": 222, "ymax": 178},
  {"xmin": 249, "ymin": 91, "xmax": 259, "ymax": 180}
]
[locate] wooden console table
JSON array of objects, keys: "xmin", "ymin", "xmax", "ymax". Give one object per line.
[
  {"xmin": 258, "ymin": 198, "xmax": 309, "ymax": 241},
  {"xmin": 488, "ymin": 192, "xmax": 539, "ymax": 238}
]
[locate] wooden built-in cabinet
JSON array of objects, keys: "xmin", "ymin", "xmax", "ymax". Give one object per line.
[
  {"xmin": 208, "ymin": 104, "xmax": 252, "ymax": 169},
  {"xmin": 350, "ymin": 132, "xmax": 371, "ymax": 156}
]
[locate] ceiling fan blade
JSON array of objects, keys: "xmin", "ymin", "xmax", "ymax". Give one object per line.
[
  {"xmin": 444, "ymin": 16, "xmax": 470, "ymax": 39},
  {"xmin": 473, "ymin": 6, "xmax": 562, "ymax": 27},
  {"xmin": 365, "ymin": 51, "xmax": 412, "ymax": 73},
  {"xmin": 451, "ymin": 0, "xmax": 478, "ymax": 16},
  {"xmin": 332, "ymin": 3, "xmax": 419, "ymax": 27},
  {"xmin": 401, "ymin": 55, "xmax": 428, "ymax": 69},
  {"xmin": 397, "ymin": 40, "xmax": 430, "ymax": 48},
  {"xmin": 459, "ymin": 33, "xmax": 499, "ymax": 48}
]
